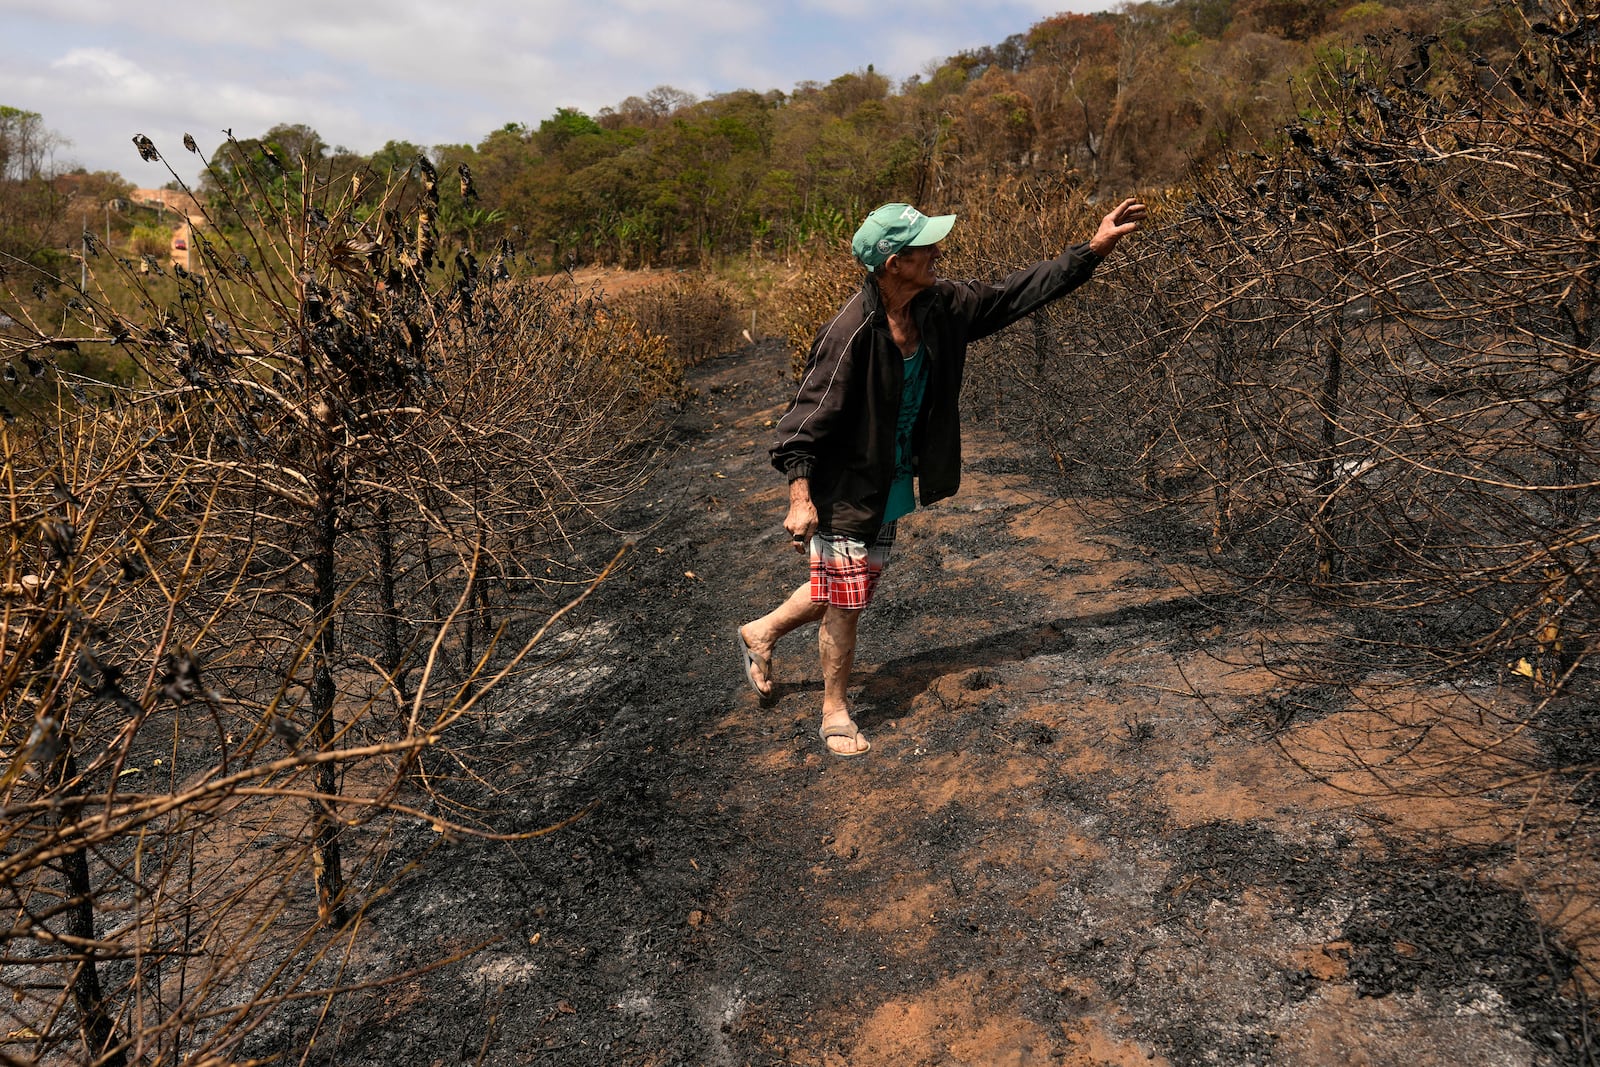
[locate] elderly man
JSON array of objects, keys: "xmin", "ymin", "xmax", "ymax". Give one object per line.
[{"xmin": 738, "ymin": 197, "xmax": 1147, "ymax": 756}]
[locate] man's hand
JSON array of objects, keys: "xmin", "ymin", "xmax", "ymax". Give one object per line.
[
  {"xmin": 785, "ymin": 478, "xmax": 819, "ymax": 553},
  {"xmin": 1088, "ymin": 198, "xmax": 1148, "ymax": 258}
]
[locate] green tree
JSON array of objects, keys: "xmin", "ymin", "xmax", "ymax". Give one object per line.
[
  {"xmin": 0, "ymin": 106, "xmax": 67, "ymax": 270},
  {"xmin": 535, "ymin": 107, "xmax": 604, "ymax": 154},
  {"xmin": 197, "ymin": 123, "xmax": 360, "ymax": 227},
  {"xmin": 260, "ymin": 121, "xmax": 329, "ymax": 166}
]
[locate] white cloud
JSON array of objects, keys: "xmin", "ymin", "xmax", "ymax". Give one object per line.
[
  {"xmin": 51, "ymin": 47, "xmax": 141, "ymax": 83},
  {"xmin": 5, "ymin": 0, "xmax": 123, "ymax": 20},
  {"xmin": 800, "ymin": 0, "xmax": 869, "ymax": 18},
  {"xmin": 31, "ymin": 41, "xmax": 367, "ymax": 178}
]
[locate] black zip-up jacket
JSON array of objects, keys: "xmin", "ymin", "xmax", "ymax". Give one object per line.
[{"xmin": 770, "ymin": 243, "xmax": 1103, "ymax": 542}]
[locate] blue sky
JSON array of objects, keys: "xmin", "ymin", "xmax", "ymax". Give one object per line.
[{"xmin": 4, "ymin": 0, "xmax": 1108, "ymax": 187}]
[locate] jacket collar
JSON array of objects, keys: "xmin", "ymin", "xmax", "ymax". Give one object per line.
[{"xmin": 860, "ymin": 272, "xmax": 883, "ymax": 318}]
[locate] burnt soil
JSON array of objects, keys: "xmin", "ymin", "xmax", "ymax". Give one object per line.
[{"xmin": 270, "ymin": 341, "xmax": 1599, "ymax": 1066}]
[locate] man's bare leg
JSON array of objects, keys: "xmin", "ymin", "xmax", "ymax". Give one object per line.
[
  {"xmin": 819, "ymin": 605, "xmax": 867, "ymax": 754},
  {"xmin": 740, "ymin": 583, "xmax": 825, "ymax": 697}
]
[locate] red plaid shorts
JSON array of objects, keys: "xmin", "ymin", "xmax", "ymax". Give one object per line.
[{"xmin": 807, "ymin": 522, "xmax": 897, "ymax": 610}]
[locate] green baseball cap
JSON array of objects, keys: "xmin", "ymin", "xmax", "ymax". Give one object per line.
[{"xmin": 851, "ymin": 203, "xmax": 957, "ymax": 270}]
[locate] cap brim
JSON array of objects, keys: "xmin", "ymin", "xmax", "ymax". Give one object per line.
[{"xmin": 907, "ymin": 213, "xmax": 956, "ymax": 246}]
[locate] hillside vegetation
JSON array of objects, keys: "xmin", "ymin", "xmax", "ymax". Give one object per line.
[{"xmin": 5, "ymin": 0, "xmax": 1519, "ymax": 276}]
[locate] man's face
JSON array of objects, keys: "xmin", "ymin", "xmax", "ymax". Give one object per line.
[{"xmin": 888, "ymin": 243, "xmax": 940, "ymax": 291}]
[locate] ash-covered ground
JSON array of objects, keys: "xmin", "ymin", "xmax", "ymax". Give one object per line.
[{"xmin": 262, "ymin": 341, "xmax": 1597, "ymax": 1067}]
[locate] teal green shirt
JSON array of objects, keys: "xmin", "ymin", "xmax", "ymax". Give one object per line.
[{"xmin": 883, "ymin": 343, "xmax": 928, "ymax": 524}]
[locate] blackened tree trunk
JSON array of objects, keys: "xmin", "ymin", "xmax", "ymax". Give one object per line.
[
  {"xmin": 373, "ymin": 496, "xmax": 409, "ymax": 708},
  {"xmin": 1535, "ymin": 288, "xmax": 1595, "ymax": 693},
  {"xmin": 308, "ymin": 423, "xmax": 347, "ymax": 927},
  {"xmin": 1211, "ymin": 331, "xmax": 1237, "ymax": 551},
  {"xmin": 1313, "ymin": 327, "xmax": 1344, "ymax": 588},
  {"xmin": 51, "ymin": 748, "xmax": 127, "ymax": 1066}
]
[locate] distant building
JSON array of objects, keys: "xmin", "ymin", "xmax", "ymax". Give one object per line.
[
  {"xmin": 131, "ymin": 189, "xmax": 204, "ymax": 272},
  {"xmin": 131, "ymin": 188, "xmax": 204, "ymax": 224}
]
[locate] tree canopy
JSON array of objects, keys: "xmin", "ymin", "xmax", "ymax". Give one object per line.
[{"xmin": 5, "ymin": 0, "xmax": 1516, "ymax": 273}]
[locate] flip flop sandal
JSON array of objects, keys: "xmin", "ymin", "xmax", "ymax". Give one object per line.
[
  {"xmin": 819, "ymin": 719, "xmax": 870, "ymax": 757},
  {"xmin": 737, "ymin": 627, "xmax": 776, "ymax": 705}
]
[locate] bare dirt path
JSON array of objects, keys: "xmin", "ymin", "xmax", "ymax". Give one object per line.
[{"xmin": 296, "ymin": 341, "xmax": 1592, "ymax": 1066}]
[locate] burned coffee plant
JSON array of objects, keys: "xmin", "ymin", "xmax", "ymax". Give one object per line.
[
  {"xmin": 966, "ymin": 1, "xmax": 1596, "ymax": 694},
  {"xmin": 0, "ymin": 132, "xmax": 676, "ymax": 1062},
  {"xmin": 946, "ymin": 0, "xmax": 1600, "ymax": 1001}
]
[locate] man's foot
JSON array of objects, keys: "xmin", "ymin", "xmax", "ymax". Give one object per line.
[
  {"xmin": 737, "ymin": 624, "xmax": 775, "ymax": 703},
  {"xmin": 819, "ymin": 712, "xmax": 870, "ymax": 757}
]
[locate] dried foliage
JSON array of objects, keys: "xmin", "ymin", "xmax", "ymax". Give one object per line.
[
  {"xmin": 941, "ymin": 0, "xmax": 1600, "ymax": 887},
  {"xmin": 857, "ymin": 4, "xmax": 1600, "ymax": 1004},
  {"xmin": 1009, "ymin": 6, "xmax": 1598, "ymax": 689},
  {"xmin": 608, "ymin": 273, "xmax": 746, "ymax": 372},
  {"xmin": 767, "ymin": 237, "xmax": 862, "ymax": 380},
  {"xmin": 0, "ymin": 134, "xmax": 671, "ymax": 1063}
]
